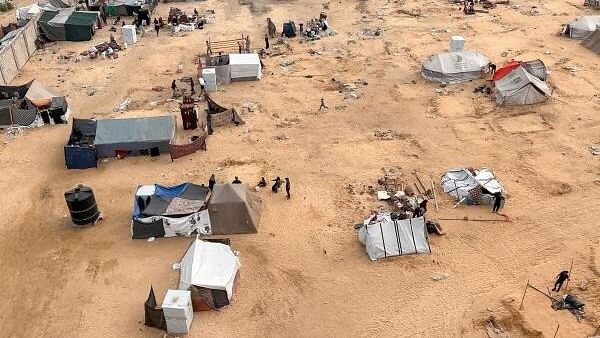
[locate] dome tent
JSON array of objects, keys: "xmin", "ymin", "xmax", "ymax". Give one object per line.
[
  {"xmin": 421, "ymin": 51, "xmax": 490, "ymax": 84},
  {"xmin": 494, "ymin": 66, "xmax": 552, "ymax": 106}
]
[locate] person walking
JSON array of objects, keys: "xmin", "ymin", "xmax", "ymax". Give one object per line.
[
  {"xmin": 171, "ymin": 79, "xmax": 177, "ymax": 98},
  {"xmin": 272, "ymin": 177, "xmax": 281, "ymax": 193},
  {"xmin": 492, "ymin": 192, "xmax": 505, "ymax": 213},
  {"xmin": 190, "ymin": 80, "xmax": 195, "ymax": 95},
  {"xmin": 257, "ymin": 177, "xmax": 267, "ymax": 188},
  {"xmin": 154, "ymin": 18, "xmax": 160, "ymax": 36},
  {"xmin": 285, "ymin": 178, "xmax": 291, "ymax": 199},
  {"xmin": 552, "ymin": 270, "xmax": 570, "ymax": 292},
  {"xmin": 208, "ymin": 174, "xmax": 216, "ymax": 190},
  {"xmin": 319, "ymin": 98, "xmax": 328, "ymax": 110},
  {"xmin": 264, "ymin": 34, "xmax": 270, "ymax": 49}
]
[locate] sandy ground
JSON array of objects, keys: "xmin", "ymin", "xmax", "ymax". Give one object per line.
[{"xmin": 0, "ymin": 0, "xmax": 599, "ymax": 337}]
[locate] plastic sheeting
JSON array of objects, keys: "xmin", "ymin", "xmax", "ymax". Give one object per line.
[
  {"xmin": 421, "ymin": 51, "xmax": 489, "ymax": 84},
  {"xmin": 358, "ymin": 214, "xmax": 430, "ymax": 261},
  {"xmin": 229, "ymin": 53, "xmax": 261, "ymax": 81},
  {"xmin": 494, "ymin": 66, "xmax": 551, "ymax": 106},
  {"xmin": 179, "ymin": 239, "xmax": 240, "ymax": 300},
  {"xmin": 16, "ymin": 4, "xmax": 41, "ymax": 21},
  {"xmin": 564, "ymin": 16, "xmax": 600, "ymax": 39},
  {"xmin": 441, "ymin": 168, "xmax": 503, "ymax": 202}
]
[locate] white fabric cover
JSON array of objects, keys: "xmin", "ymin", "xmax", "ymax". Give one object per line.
[
  {"xmin": 16, "ymin": 4, "xmax": 41, "ymax": 21},
  {"xmin": 136, "ymin": 184, "xmax": 156, "ymax": 196},
  {"xmin": 179, "ymin": 239, "xmax": 240, "ymax": 299},
  {"xmin": 494, "ymin": 66, "xmax": 552, "ymax": 106},
  {"xmin": 136, "ymin": 210, "xmax": 212, "ymax": 237},
  {"xmin": 421, "ymin": 50, "xmax": 489, "ymax": 84},
  {"xmin": 121, "ymin": 25, "xmax": 137, "ymax": 45},
  {"xmin": 441, "ymin": 168, "xmax": 503, "ymax": 200},
  {"xmin": 565, "ymin": 16, "xmax": 600, "ymax": 39},
  {"xmin": 449, "ymin": 36, "xmax": 465, "ymax": 52},
  {"xmin": 48, "ymin": 7, "xmax": 75, "ymax": 26},
  {"xmin": 229, "ymin": 53, "xmax": 262, "ymax": 80},
  {"xmin": 358, "ymin": 214, "xmax": 430, "ymax": 261}
]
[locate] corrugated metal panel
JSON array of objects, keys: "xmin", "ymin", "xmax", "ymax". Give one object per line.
[{"xmin": 12, "ymin": 34, "xmax": 29, "ymax": 69}]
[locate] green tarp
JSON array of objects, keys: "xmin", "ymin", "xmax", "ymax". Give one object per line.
[{"xmin": 65, "ymin": 11, "xmax": 98, "ymax": 41}]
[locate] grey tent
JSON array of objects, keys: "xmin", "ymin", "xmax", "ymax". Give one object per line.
[
  {"xmin": 494, "ymin": 66, "xmax": 552, "ymax": 106},
  {"xmin": 522, "ymin": 59, "xmax": 548, "ymax": 81},
  {"xmin": 207, "ymin": 184, "xmax": 260, "ymax": 235},
  {"xmin": 94, "ymin": 116, "xmax": 175, "ymax": 158},
  {"xmin": 583, "ymin": 29, "xmax": 600, "ymax": 54},
  {"xmin": 563, "ymin": 16, "xmax": 600, "ymax": 39},
  {"xmin": 421, "ymin": 51, "xmax": 490, "ymax": 84}
]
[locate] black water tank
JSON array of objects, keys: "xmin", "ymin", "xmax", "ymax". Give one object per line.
[{"xmin": 64, "ymin": 184, "xmax": 100, "ymax": 226}]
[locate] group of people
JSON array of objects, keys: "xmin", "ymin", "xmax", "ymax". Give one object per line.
[
  {"xmin": 208, "ymin": 175, "xmax": 292, "ymax": 199},
  {"xmin": 171, "ymin": 78, "xmax": 200, "ymax": 98}
]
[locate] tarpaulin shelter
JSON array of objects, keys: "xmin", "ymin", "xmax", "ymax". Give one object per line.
[
  {"xmin": 563, "ymin": 16, "xmax": 600, "ymax": 39},
  {"xmin": 144, "ymin": 286, "xmax": 167, "ymax": 331},
  {"xmin": 104, "ymin": 0, "xmax": 158, "ymax": 17},
  {"xmin": 179, "ymin": 239, "xmax": 240, "ymax": 311},
  {"xmin": 205, "ymin": 95, "xmax": 244, "ymax": 128},
  {"xmin": 441, "ymin": 168, "xmax": 503, "ymax": 205},
  {"xmin": 94, "ymin": 115, "xmax": 175, "ymax": 158},
  {"xmin": 229, "ymin": 53, "xmax": 262, "ymax": 81},
  {"xmin": 358, "ymin": 214, "xmax": 430, "ymax": 261},
  {"xmin": 131, "ymin": 183, "xmax": 211, "ymax": 239},
  {"xmin": 38, "ymin": 9, "xmax": 100, "ymax": 41},
  {"xmin": 0, "ymin": 79, "xmax": 69, "ymax": 127},
  {"xmin": 16, "ymin": 4, "xmax": 42, "ymax": 24},
  {"xmin": 494, "ymin": 66, "xmax": 552, "ymax": 106},
  {"xmin": 207, "ymin": 184, "xmax": 261, "ymax": 235},
  {"xmin": 421, "ymin": 51, "xmax": 490, "ymax": 84},
  {"xmin": 583, "ymin": 29, "xmax": 600, "ymax": 54}
]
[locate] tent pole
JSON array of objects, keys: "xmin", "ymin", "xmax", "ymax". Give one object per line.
[
  {"xmin": 564, "ymin": 258, "xmax": 574, "ymax": 291},
  {"xmin": 519, "ymin": 279, "xmax": 529, "ymax": 309},
  {"xmin": 553, "ymin": 324, "xmax": 559, "ymax": 338},
  {"xmin": 431, "ymin": 177, "xmax": 439, "ymax": 212}
]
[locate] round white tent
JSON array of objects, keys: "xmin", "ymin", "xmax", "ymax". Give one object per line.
[
  {"xmin": 564, "ymin": 16, "xmax": 600, "ymax": 39},
  {"xmin": 421, "ymin": 51, "xmax": 490, "ymax": 84}
]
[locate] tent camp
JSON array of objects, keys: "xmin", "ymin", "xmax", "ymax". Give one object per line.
[
  {"xmin": 494, "ymin": 66, "xmax": 552, "ymax": 106},
  {"xmin": 563, "ymin": 16, "xmax": 600, "ymax": 39},
  {"xmin": 358, "ymin": 214, "xmax": 430, "ymax": 261},
  {"xmin": 229, "ymin": 54, "xmax": 262, "ymax": 81},
  {"xmin": 103, "ymin": 0, "xmax": 157, "ymax": 17},
  {"xmin": 207, "ymin": 183, "xmax": 260, "ymax": 235},
  {"xmin": 38, "ymin": 8, "xmax": 101, "ymax": 41},
  {"xmin": 493, "ymin": 59, "xmax": 547, "ymax": 82},
  {"xmin": 441, "ymin": 168, "xmax": 503, "ymax": 205},
  {"xmin": 0, "ymin": 80, "xmax": 69, "ymax": 127},
  {"xmin": 421, "ymin": 51, "xmax": 490, "ymax": 84},
  {"xmin": 131, "ymin": 183, "xmax": 211, "ymax": 239},
  {"xmin": 583, "ymin": 29, "xmax": 600, "ymax": 54},
  {"xmin": 179, "ymin": 239, "xmax": 240, "ymax": 310},
  {"xmin": 64, "ymin": 116, "xmax": 175, "ymax": 169}
]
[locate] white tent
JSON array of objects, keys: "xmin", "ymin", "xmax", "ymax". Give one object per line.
[
  {"xmin": 179, "ymin": 239, "xmax": 240, "ymax": 300},
  {"xmin": 229, "ymin": 53, "xmax": 262, "ymax": 81},
  {"xmin": 441, "ymin": 168, "xmax": 503, "ymax": 204},
  {"xmin": 494, "ymin": 66, "xmax": 552, "ymax": 106},
  {"xmin": 564, "ymin": 16, "xmax": 600, "ymax": 39},
  {"xmin": 421, "ymin": 51, "xmax": 490, "ymax": 84},
  {"xmin": 358, "ymin": 214, "xmax": 430, "ymax": 261}
]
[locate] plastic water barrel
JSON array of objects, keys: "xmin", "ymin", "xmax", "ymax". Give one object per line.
[{"xmin": 64, "ymin": 184, "xmax": 100, "ymax": 226}]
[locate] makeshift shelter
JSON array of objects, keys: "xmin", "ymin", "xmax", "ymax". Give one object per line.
[
  {"xmin": 38, "ymin": 9, "xmax": 100, "ymax": 41},
  {"xmin": 64, "ymin": 118, "xmax": 97, "ymax": 169},
  {"xmin": 94, "ymin": 116, "xmax": 175, "ymax": 158},
  {"xmin": 563, "ymin": 16, "xmax": 600, "ymax": 39},
  {"xmin": 16, "ymin": 4, "xmax": 42, "ymax": 24},
  {"xmin": 207, "ymin": 184, "xmax": 260, "ymax": 235},
  {"xmin": 421, "ymin": 51, "xmax": 490, "ymax": 84},
  {"xmin": 358, "ymin": 214, "xmax": 430, "ymax": 261},
  {"xmin": 441, "ymin": 168, "xmax": 503, "ymax": 205},
  {"xmin": 179, "ymin": 239, "xmax": 240, "ymax": 310},
  {"xmin": 229, "ymin": 54, "xmax": 262, "ymax": 81},
  {"xmin": 104, "ymin": 0, "xmax": 158, "ymax": 17},
  {"xmin": 494, "ymin": 66, "xmax": 552, "ymax": 106},
  {"xmin": 144, "ymin": 286, "xmax": 167, "ymax": 331},
  {"xmin": 583, "ymin": 29, "xmax": 600, "ymax": 54},
  {"xmin": 131, "ymin": 183, "xmax": 211, "ymax": 239},
  {"xmin": 0, "ymin": 80, "xmax": 69, "ymax": 127},
  {"xmin": 205, "ymin": 95, "xmax": 244, "ymax": 128},
  {"xmin": 493, "ymin": 60, "xmax": 548, "ymax": 82}
]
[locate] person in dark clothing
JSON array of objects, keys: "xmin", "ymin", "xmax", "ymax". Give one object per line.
[
  {"xmin": 552, "ymin": 270, "xmax": 570, "ymax": 292},
  {"xmin": 113, "ymin": 15, "xmax": 121, "ymax": 25},
  {"xmin": 208, "ymin": 174, "xmax": 216, "ymax": 190},
  {"xmin": 489, "ymin": 63, "xmax": 497, "ymax": 76},
  {"xmin": 264, "ymin": 34, "xmax": 269, "ymax": 49},
  {"xmin": 319, "ymin": 98, "xmax": 328, "ymax": 110},
  {"xmin": 257, "ymin": 177, "xmax": 267, "ymax": 187},
  {"xmin": 492, "ymin": 192, "xmax": 504, "ymax": 213},
  {"xmin": 285, "ymin": 178, "xmax": 291, "ymax": 199},
  {"xmin": 101, "ymin": 12, "xmax": 108, "ymax": 26},
  {"xmin": 171, "ymin": 79, "xmax": 177, "ymax": 98},
  {"xmin": 232, "ymin": 176, "xmax": 242, "ymax": 184},
  {"xmin": 238, "ymin": 41, "xmax": 242, "ymax": 54},
  {"xmin": 158, "ymin": 17, "xmax": 164, "ymax": 28},
  {"xmin": 194, "ymin": 8, "xmax": 199, "ymax": 16},
  {"xmin": 190, "ymin": 80, "xmax": 195, "ymax": 94},
  {"xmin": 272, "ymin": 177, "xmax": 281, "ymax": 193},
  {"xmin": 154, "ymin": 18, "xmax": 160, "ymax": 36}
]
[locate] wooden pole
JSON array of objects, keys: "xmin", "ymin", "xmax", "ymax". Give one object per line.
[
  {"xmin": 564, "ymin": 259, "xmax": 574, "ymax": 291},
  {"xmin": 431, "ymin": 178, "xmax": 439, "ymax": 212},
  {"xmin": 519, "ymin": 280, "xmax": 529, "ymax": 309},
  {"xmin": 414, "ymin": 171, "xmax": 428, "ymax": 194},
  {"xmin": 438, "ymin": 217, "xmax": 508, "ymax": 222},
  {"xmin": 553, "ymin": 324, "xmax": 560, "ymax": 338}
]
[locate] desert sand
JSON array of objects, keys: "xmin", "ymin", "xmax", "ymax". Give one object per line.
[{"xmin": 0, "ymin": 0, "xmax": 599, "ymax": 337}]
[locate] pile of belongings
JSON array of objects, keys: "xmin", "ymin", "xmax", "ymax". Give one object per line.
[
  {"xmin": 168, "ymin": 7, "xmax": 213, "ymax": 31},
  {"xmin": 421, "ymin": 51, "xmax": 490, "ymax": 84},
  {"xmin": 563, "ymin": 16, "xmax": 600, "ymax": 39},
  {"xmin": 178, "ymin": 239, "xmax": 240, "ymax": 311},
  {"xmin": 551, "ymin": 294, "xmax": 585, "ymax": 322},
  {"xmin": 493, "ymin": 59, "xmax": 552, "ymax": 106},
  {"xmin": 357, "ymin": 212, "xmax": 431, "ymax": 260},
  {"xmin": 376, "ymin": 173, "xmax": 431, "ymax": 220},
  {"xmin": 440, "ymin": 167, "xmax": 503, "ymax": 205},
  {"xmin": 81, "ymin": 41, "xmax": 121, "ymax": 60},
  {"xmin": 303, "ymin": 12, "xmax": 333, "ymax": 39}
]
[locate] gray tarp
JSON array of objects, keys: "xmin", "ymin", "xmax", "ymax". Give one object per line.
[
  {"xmin": 39, "ymin": 8, "xmax": 75, "ymax": 41},
  {"xmin": 440, "ymin": 167, "xmax": 503, "ymax": 204},
  {"xmin": 494, "ymin": 66, "xmax": 551, "ymax": 106},
  {"xmin": 94, "ymin": 116, "xmax": 175, "ymax": 158},
  {"xmin": 421, "ymin": 50, "xmax": 490, "ymax": 84},
  {"xmin": 358, "ymin": 214, "xmax": 430, "ymax": 261},
  {"xmin": 583, "ymin": 29, "xmax": 600, "ymax": 54},
  {"xmin": 564, "ymin": 16, "xmax": 600, "ymax": 39},
  {"xmin": 522, "ymin": 59, "xmax": 547, "ymax": 81}
]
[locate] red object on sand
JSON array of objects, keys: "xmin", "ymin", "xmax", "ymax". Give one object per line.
[{"xmin": 493, "ymin": 60, "xmax": 521, "ymax": 81}]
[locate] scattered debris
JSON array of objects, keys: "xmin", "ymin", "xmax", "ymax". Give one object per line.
[
  {"xmin": 590, "ymin": 144, "xmax": 600, "ymax": 155},
  {"xmin": 242, "ymin": 102, "xmax": 258, "ymax": 112},
  {"xmin": 273, "ymin": 133, "xmax": 289, "ymax": 140},
  {"xmin": 374, "ymin": 129, "xmax": 410, "ymax": 140},
  {"xmin": 113, "ymin": 97, "xmax": 131, "ymax": 112},
  {"xmin": 431, "ymin": 273, "xmax": 449, "ymax": 281}
]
